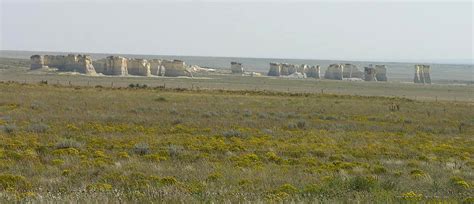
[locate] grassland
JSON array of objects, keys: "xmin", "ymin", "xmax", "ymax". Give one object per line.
[{"xmin": 0, "ymin": 81, "xmax": 473, "ymax": 203}]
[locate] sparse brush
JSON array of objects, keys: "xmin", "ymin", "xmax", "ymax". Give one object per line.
[
  {"xmin": 3, "ymin": 124, "xmax": 17, "ymax": 134},
  {"xmin": 0, "ymin": 82, "xmax": 472, "ymax": 203},
  {"xmin": 168, "ymin": 145, "xmax": 185, "ymax": 159},
  {"xmin": 27, "ymin": 123, "xmax": 49, "ymax": 133},
  {"xmin": 223, "ymin": 129, "xmax": 244, "ymax": 137},
  {"xmin": 133, "ymin": 143, "xmax": 150, "ymax": 155},
  {"xmin": 154, "ymin": 96, "xmax": 167, "ymax": 102},
  {"xmin": 55, "ymin": 138, "xmax": 82, "ymax": 149}
]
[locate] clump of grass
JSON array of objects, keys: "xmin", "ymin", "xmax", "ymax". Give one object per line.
[
  {"xmin": 86, "ymin": 183, "xmax": 113, "ymax": 192},
  {"xmin": 55, "ymin": 139, "xmax": 82, "ymax": 149},
  {"xmin": 287, "ymin": 120, "xmax": 307, "ymax": 130},
  {"xmin": 202, "ymin": 111, "xmax": 218, "ymax": 118},
  {"xmin": 257, "ymin": 112, "xmax": 269, "ymax": 119},
  {"xmin": 0, "ymin": 174, "xmax": 32, "ymax": 192},
  {"xmin": 261, "ymin": 128, "xmax": 273, "ymax": 135},
  {"xmin": 449, "ymin": 176, "xmax": 470, "ymax": 190},
  {"xmin": 154, "ymin": 96, "xmax": 167, "ymax": 102},
  {"xmin": 169, "ymin": 108, "xmax": 178, "ymax": 114},
  {"xmin": 168, "ymin": 144, "xmax": 184, "ymax": 159},
  {"xmin": 133, "ymin": 143, "xmax": 150, "ymax": 155},
  {"xmin": 372, "ymin": 165, "xmax": 387, "ymax": 174},
  {"xmin": 401, "ymin": 191, "xmax": 423, "ymax": 201},
  {"xmin": 223, "ymin": 129, "xmax": 244, "ymax": 137},
  {"xmin": 319, "ymin": 115, "xmax": 338, "ymax": 121},
  {"xmin": 27, "ymin": 122, "xmax": 49, "ymax": 133},
  {"xmin": 30, "ymin": 102, "xmax": 42, "ymax": 110},
  {"xmin": 296, "ymin": 120, "xmax": 307, "ymax": 129},
  {"xmin": 410, "ymin": 169, "xmax": 426, "ymax": 177},
  {"xmin": 3, "ymin": 124, "xmax": 17, "ymax": 134},
  {"xmin": 160, "ymin": 176, "xmax": 178, "ymax": 186},
  {"xmin": 243, "ymin": 110, "xmax": 253, "ymax": 117},
  {"xmin": 172, "ymin": 118, "xmax": 184, "ymax": 125},
  {"xmin": 349, "ymin": 176, "xmax": 377, "ymax": 192},
  {"xmin": 206, "ymin": 172, "xmax": 223, "ymax": 182}
]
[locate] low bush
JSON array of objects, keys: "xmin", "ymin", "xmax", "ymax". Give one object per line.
[{"xmin": 133, "ymin": 143, "xmax": 150, "ymax": 155}]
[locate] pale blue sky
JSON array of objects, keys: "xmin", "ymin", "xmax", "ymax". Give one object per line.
[{"xmin": 1, "ymin": 0, "xmax": 472, "ymax": 63}]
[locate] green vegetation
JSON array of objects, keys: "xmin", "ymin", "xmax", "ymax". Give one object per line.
[{"xmin": 0, "ymin": 82, "xmax": 473, "ymax": 202}]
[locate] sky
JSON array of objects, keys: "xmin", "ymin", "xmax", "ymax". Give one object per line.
[{"xmin": 1, "ymin": 0, "xmax": 473, "ymax": 63}]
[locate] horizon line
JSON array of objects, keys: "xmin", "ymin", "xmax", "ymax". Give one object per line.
[{"xmin": 1, "ymin": 49, "xmax": 473, "ymax": 66}]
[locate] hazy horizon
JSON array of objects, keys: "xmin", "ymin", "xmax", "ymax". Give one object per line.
[{"xmin": 1, "ymin": 0, "xmax": 472, "ymax": 64}]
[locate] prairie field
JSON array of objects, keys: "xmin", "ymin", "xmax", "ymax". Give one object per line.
[{"xmin": 0, "ymin": 82, "xmax": 473, "ymax": 203}]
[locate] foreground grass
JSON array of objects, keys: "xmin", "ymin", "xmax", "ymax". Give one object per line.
[{"xmin": 0, "ymin": 82, "xmax": 473, "ymax": 202}]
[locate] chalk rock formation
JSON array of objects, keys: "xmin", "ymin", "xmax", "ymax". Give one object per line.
[
  {"xmin": 268, "ymin": 63, "xmax": 281, "ymax": 76},
  {"xmin": 414, "ymin": 65, "xmax": 422, "ymax": 83},
  {"xmin": 364, "ymin": 66, "xmax": 377, "ymax": 81},
  {"xmin": 250, "ymin": 72, "xmax": 262, "ymax": 77},
  {"xmin": 298, "ymin": 64, "xmax": 309, "ymax": 74},
  {"xmin": 127, "ymin": 59, "xmax": 151, "ymax": 76},
  {"xmin": 44, "ymin": 55, "xmax": 66, "ymax": 70},
  {"xmin": 64, "ymin": 54, "xmax": 79, "ymax": 71},
  {"xmin": 324, "ymin": 64, "xmax": 344, "ymax": 80},
  {"xmin": 189, "ymin": 65, "xmax": 214, "ymax": 73},
  {"xmin": 162, "ymin": 60, "xmax": 191, "ymax": 77},
  {"xmin": 77, "ymin": 55, "xmax": 96, "ymax": 75},
  {"xmin": 40, "ymin": 54, "xmax": 96, "ymax": 74},
  {"xmin": 280, "ymin": 63, "xmax": 290, "ymax": 76},
  {"xmin": 375, "ymin": 65, "xmax": 388, "ymax": 81},
  {"xmin": 231, "ymin": 62, "xmax": 244, "ymax": 74},
  {"xmin": 422, "ymin": 65, "xmax": 431, "ymax": 84},
  {"xmin": 306, "ymin": 65, "xmax": 320, "ymax": 79},
  {"xmin": 103, "ymin": 56, "xmax": 128, "ymax": 76},
  {"xmin": 282, "ymin": 72, "xmax": 306, "ymax": 79},
  {"xmin": 287, "ymin": 64, "xmax": 298, "ymax": 75},
  {"xmin": 149, "ymin": 59, "xmax": 165, "ymax": 76},
  {"xmin": 342, "ymin": 64, "xmax": 363, "ymax": 78},
  {"xmin": 30, "ymin": 55, "xmax": 45, "ymax": 69},
  {"xmin": 414, "ymin": 65, "xmax": 431, "ymax": 84}
]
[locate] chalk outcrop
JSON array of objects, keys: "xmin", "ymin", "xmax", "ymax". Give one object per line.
[
  {"xmin": 375, "ymin": 65, "xmax": 388, "ymax": 81},
  {"xmin": 280, "ymin": 63, "xmax": 290, "ymax": 76},
  {"xmin": 231, "ymin": 62, "xmax": 244, "ymax": 74},
  {"xmin": 306, "ymin": 65, "xmax": 321, "ymax": 79},
  {"xmin": 30, "ymin": 55, "xmax": 45, "ymax": 69},
  {"xmin": 30, "ymin": 54, "xmax": 203, "ymax": 77},
  {"xmin": 422, "ymin": 65, "xmax": 431, "ymax": 84},
  {"xmin": 77, "ymin": 55, "xmax": 96, "ymax": 75},
  {"xmin": 342, "ymin": 64, "xmax": 363, "ymax": 78},
  {"xmin": 287, "ymin": 64, "xmax": 298, "ymax": 75},
  {"xmin": 414, "ymin": 65, "xmax": 431, "ymax": 84},
  {"xmin": 268, "ymin": 63, "xmax": 321, "ymax": 78},
  {"xmin": 37, "ymin": 54, "xmax": 96, "ymax": 74},
  {"xmin": 127, "ymin": 59, "xmax": 151, "ymax": 76},
  {"xmin": 282, "ymin": 72, "xmax": 306, "ymax": 79},
  {"xmin": 364, "ymin": 66, "xmax": 377, "ymax": 81},
  {"xmin": 149, "ymin": 59, "xmax": 165, "ymax": 76},
  {"xmin": 43, "ymin": 55, "xmax": 65, "ymax": 70},
  {"xmin": 103, "ymin": 56, "xmax": 128, "ymax": 76},
  {"xmin": 324, "ymin": 64, "xmax": 344, "ymax": 80},
  {"xmin": 162, "ymin": 60, "xmax": 191, "ymax": 77},
  {"xmin": 268, "ymin": 63, "xmax": 281, "ymax": 76}
]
